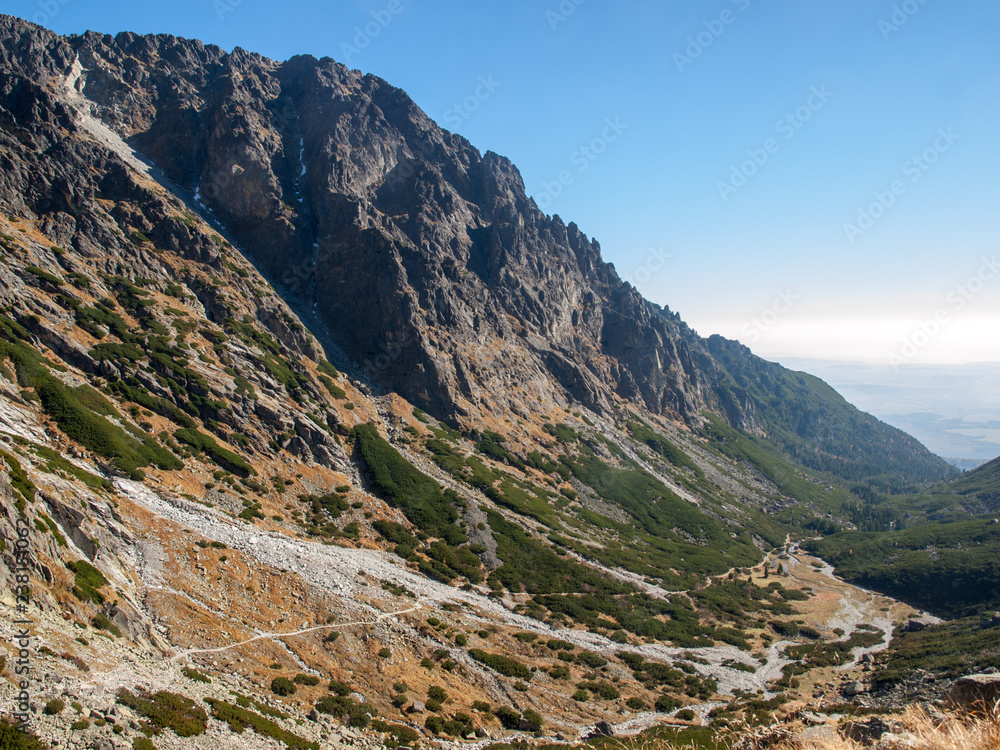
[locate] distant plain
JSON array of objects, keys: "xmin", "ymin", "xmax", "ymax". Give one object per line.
[{"xmin": 779, "ymin": 358, "xmax": 1000, "ymax": 469}]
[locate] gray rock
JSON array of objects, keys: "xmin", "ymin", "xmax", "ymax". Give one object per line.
[
  {"xmin": 518, "ymin": 717, "xmax": 541, "ymax": 732},
  {"xmin": 800, "ymin": 711, "xmax": 831, "ymax": 726},
  {"xmin": 949, "ymin": 673, "xmax": 1000, "ymax": 713},
  {"xmin": 840, "ymin": 716, "xmax": 893, "ymax": 746},
  {"xmin": 584, "ymin": 720, "xmax": 615, "ymax": 739},
  {"xmin": 407, "ymin": 700, "xmax": 425, "ymax": 714},
  {"xmin": 843, "ymin": 680, "xmax": 867, "ymax": 696}
]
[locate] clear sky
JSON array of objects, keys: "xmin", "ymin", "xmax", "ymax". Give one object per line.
[{"xmin": 10, "ymin": 0, "xmax": 1000, "ymax": 365}]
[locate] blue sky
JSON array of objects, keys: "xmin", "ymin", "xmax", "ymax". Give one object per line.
[{"xmin": 11, "ymin": 0, "xmax": 1000, "ymax": 365}]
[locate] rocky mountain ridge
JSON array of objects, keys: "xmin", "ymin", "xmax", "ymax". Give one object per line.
[{"xmin": 0, "ymin": 15, "xmax": 954, "ymax": 491}]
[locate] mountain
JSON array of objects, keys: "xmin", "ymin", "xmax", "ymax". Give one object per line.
[
  {"xmin": 0, "ymin": 15, "xmax": 952, "ymax": 488},
  {"xmin": 0, "ymin": 15, "xmax": 979, "ymax": 749}
]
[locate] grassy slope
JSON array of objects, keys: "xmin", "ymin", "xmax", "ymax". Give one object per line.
[{"xmin": 706, "ymin": 335, "xmax": 954, "ymax": 489}]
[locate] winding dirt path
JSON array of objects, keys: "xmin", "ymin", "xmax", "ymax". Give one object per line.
[{"xmin": 169, "ymin": 601, "xmax": 425, "ymax": 663}]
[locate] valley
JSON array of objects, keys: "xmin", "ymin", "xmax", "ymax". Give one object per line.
[{"xmin": 0, "ymin": 13, "xmax": 997, "ymax": 750}]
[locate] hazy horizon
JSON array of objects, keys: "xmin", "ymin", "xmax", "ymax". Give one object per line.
[{"xmin": 774, "ymin": 357, "xmax": 1000, "ymax": 466}]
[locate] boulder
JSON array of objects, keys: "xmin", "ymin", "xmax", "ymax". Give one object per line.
[
  {"xmin": 518, "ymin": 716, "xmax": 541, "ymax": 732},
  {"xmin": 949, "ymin": 673, "xmax": 1000, "ymax": 713},
  {"xmin": 584, "ymin": 720, "xmax": 616, "ymax": 739},
  {"xmin": 407, "ymin": 700, "xmax": 425, "ymax": 714},
  {"xmin": 843, "ymin": 680, "xmax": 867, "ymax": 697},
  {"xmin": 800, "ymin": 711, "xmax": 831, "ymax": 726},
  {"xmin": 840, "ymin": 716, "xmax": 894, "ymax": 746}
]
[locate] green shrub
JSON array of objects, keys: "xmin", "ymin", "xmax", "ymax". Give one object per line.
[
  {"xmin": 628, "ymin": 422, "xmax": 704, "ymax": 477},
  {"xmin": 67, "ymin": 560, "xmax": 107, "ymax": 604},
  {"xmin": 44, "ymin": 698, "xmax": 65, "ymax": 715},
  {"xmin": 293, "ymin": 674, "xmax": 320, "ymax": 686},
  {"xmin": 133, "ymin": 738, "xmax": 156, "ymax": 750},
  {"xmin": 427, "ymin": 686, "xmax": 447, "ymax": 702},
  {"xmin": 175, "ymin": 428, "xmax": 255, "ymax": 476},
  {"xmin": 270, "ymin": 677, "xmax": 297, "ymax": 696},
  {"xmin": 522, "ymin": 709, "xmax": 543, "ymax": 728},
  {"xmin": 318, "ymin": 360, "xmax": 339, "ymax": 378},
  {"xmin": 655, "ymin": 694, "xmax": 681, "ymax": 713},
  {"xmin": 494, "ymin": 706, "xmax": 521, "ymax": 729},
  {"xmin": 575, "ymin": 651, "xmax": 607, "ymax": 668},
  {"xmin": 770, "ymin": 621, "xmax": 800, "ymax": 637},
  {"xmin": 370, "ymin": 720, "xmax": 420, "ymax": 748},
  {"xmin": 328, "ymin": 680, "xmax": 352, "ymax": 696},
  {"xmin": 24, "ymin": 265, "xmax": 62, "ymax": 285},
  {"xmin": 352, "ymin": 424, "xmax": 461, "ymax": 542},
  {"xmin": 92, "ymin": 613, "xmax": 122, "ymax": 638},
  {"xmin": 181, "ymin": 667, "xmax": 210, "ymax": 683},
  {"xmin": 116, "ymin": 689, "xmax": 207, "ymax": 737},
  {"xmin": 9, "ymin": 337, "xmax": 181, "ymax": 475},
  {"xmin": 207, "ymin": 699, "xmax": 318, "ymax": 749},
  {"xmin": 468, "ymin": 649, "xmax": 531, "ymax": 680},
  {"xmin": 319, "ymin": 375, "xmax": 346, "ymax": 399},
  {"xmin": 314, "ymin": 695, "xmax": 376, "ymax": 728}
]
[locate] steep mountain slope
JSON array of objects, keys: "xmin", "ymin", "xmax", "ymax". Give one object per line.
[
  {"xmin": 0, "ymin": 14, "xmax": 972, "ymax": 749},
  {"xmin": 0, "ymin": 15, "xmax": 952, "ymax": 491}
]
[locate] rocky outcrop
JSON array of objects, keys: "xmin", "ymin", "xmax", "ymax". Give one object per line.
[
  {"xmin": 0, "ymin": 14, "xmax": 953, "ymax": 486},
  {"xmin": 949, "ymin": 673, "xmax": 1000, "ymax": 713},
  {"xmin": 0, "ymin": 14, "xmax": 743, "ymax": 429}
]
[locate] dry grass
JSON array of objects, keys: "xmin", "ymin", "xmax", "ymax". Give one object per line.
[{"xmin": 731, "ymin": 703, "xmax": 1000, "ymax": 750}]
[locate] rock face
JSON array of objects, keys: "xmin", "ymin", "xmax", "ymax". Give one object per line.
[
  {"xmin": 949, "ymin": 673, "xmax": 1000, "ymax": 713},
  {"xmin": 0, "ymin": 14, "xmax": 953, "ymax": 485},
  {"xmin": 0, "ymin": 14, "xmax": 717, "ymax": 425}
]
